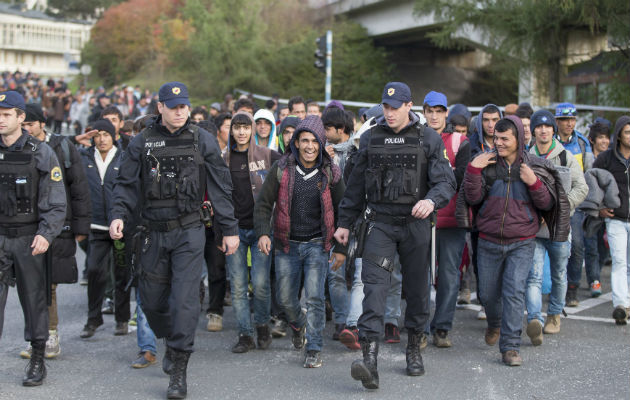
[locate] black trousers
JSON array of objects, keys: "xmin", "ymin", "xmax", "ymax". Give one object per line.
[
  {"xmin": 358, "ymin": 219, "xmax": 431, "ymax": 341},
  {"xmin": 87, "ymin": 231, "xmax": 130, "ymax": 325},
  {"xmin": 0, "ymin": 234, "xmax": 48, "ymax": 342},
  {"xmin": 204, "ymin": 226, "xmax": 226, "ymax": 316},
  {"xmin": 139, "ymin": 224, "xmax": 204, "ymax": 352}
]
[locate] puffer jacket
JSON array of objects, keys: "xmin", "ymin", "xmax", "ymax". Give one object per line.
[{"xmin": 462, "ymin": 115, "xmax": 553, "ymax": 244}]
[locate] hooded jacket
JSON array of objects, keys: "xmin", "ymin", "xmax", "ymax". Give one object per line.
[
  {"xmin": 253, "ymin": 109, "xmax": 278, "ymax": 151},
  {"xmin": 277, "ymin": 116, "xmax": 300, "ymax": 154},
  {"xmin": 463, "ymin": 115, "xmax": 553, "ymax": 244},
  {"xmin": 579, "ymin": 168, "xmax": 620, "ymax": 237},
  {"xmin": 468, "ymin": 104, "xmax": 503, "ymax": 158},
  {"xmin": 529, "ymin": 139, "xmax": 587, "ymax": 214},
  {"xmin": 254, "ymin": 115, "xmax": 346, "ymax": 254},
  {"xmin": 223, "ymin": 111, "xmax": 279, "ymax": 209},
  {"xmin": 436, "ymin": 123, "xmax": 470, "ymax": 228},
  {"xmin": 592, "ymin": 115, "xmax": 630, "ymax": 222}
]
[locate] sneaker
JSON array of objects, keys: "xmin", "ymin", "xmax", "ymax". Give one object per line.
[
  {"xmin": 129, "ymin": 312, "xmax": 137, "ymax": 327},
  {"xmin": 477, "ymin": 308, "xmax": 487, "ymax": 320},
  {"xmin": 332, "ymin": 323, "xmax": 345, "ymax": 341},
  {"xmin": 206, "ymin": 313, "xmax": 223, "ymax": 332},
  {"xmin": 101, "ymin": 298, "xmax": 114, "ymax": 314},
  {"xmin": 502, "ymin": 350, "xmax": 522, "ymax": 366},
  {"xmin": 290, "ymin": 324, "xmax": 306, "ymax": 350},
  {"xmin": 45, "ymin": 330, "xmax": 60, "ymax": 359},
  {"xmin": 19, "ymin": 343, "xmax": 32, "ymax": 359},
  {"xmin": 339, "ymin": 327, "xmax": 361, "ymax": 350},
  {"xmin": 433, "ymin": 329, "xmax": 452, "ymax": 348},
  {"xmin": 131, "ymin": 351, "xmax": 157, "ymax": 368},
  {"xmin": 304, "ymin": 350, "xmax": 323, "ymax": 368},
  {"xmin": 384, "ymin": 323, "xmax": 400, "ymax": 343},
  {"xmin": 484, "ymin": 327, "xmax": 500, "ymax": 346},
  {"xmin": 231, "ymin": 334, "xmax": 256, "ymax": 353},
  {"xmin": 114, "ymin": 322, "xmax": 128, "ymax": 336},
  {"xmin": 79, "ymin": 273, "xmax": 88, "ymax": 286},
  {"xmin": 419, "ymin": 332, "xmax": 428, "ymax": 350},
  {"xmin": 590, "ymin": 281, "xmax": 602, "ymax": 298},
  {"xmin": 612, "ymin": 306, "xmax": 628, "ymax": 325},
  {"xmin": 526, "ymin": 320, "xmax": 543, "ymax": 346},
  {"xmin": 566, "ymin": 285, "xmax": 579, "ymax": 307},
  {"xmin": 80, "ymin": 322, "xmax": 102, "ymax": 339},
  {"xmin": 457, "ymin": 288, "xmax": 471, "ymax": 305},
  {"xmin": 543, "ymin": 314, "xmax": 561, "ymax": 334},
  {"xmin": 271, "ymin": 319, "xmax": 287, "ymax": 338}
]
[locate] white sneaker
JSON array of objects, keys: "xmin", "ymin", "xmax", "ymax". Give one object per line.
[
  {"xmin": 477, "ymin": 308, "xmax": 487, "ymax": 320},
  {"xmin": 19, "ymin": 343, "xmax": 32, "ymax": 359},
  {"xmin": 45, "ymin": 330, "xmax": 61, "ymax": 359},
  {"xmin": 206, "ymin": 313, "xmax": 223, "ymax": 332}
]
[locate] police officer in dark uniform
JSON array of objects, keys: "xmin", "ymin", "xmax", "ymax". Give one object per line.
[
  {"xmin": 21, "ymin": 103, "xmax": 91, "ymax": 358},
  {"xmin": 109, "ymin": 82, "xmax": 239, "ymax": 400},
  {"xmin": 334, "ymin": 82, "xmax": 455, "ymax": 389},
  {"xmin": 0, "ymin": 91, "xmax": 67, "ymax": 386}
]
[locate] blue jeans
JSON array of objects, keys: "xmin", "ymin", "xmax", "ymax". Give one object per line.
[
  {"xmin": 477, "ymin": 238, "xmax": 535, "ymax": 353},
  {"xmin": 526, "ymin": 238, "xmax": 570, "ymax": 323},
  {"xmin": 429, "ymin": 228, "xmax": 467, "ymax": 333},
  {"xmin": 604, "ymin": 219, "xmax": 630, "ymax": 308},
  {"xmin": 328, "ymin": 252, "xmax": 348, "ymax": 325},
  {"xmin": 136, "ymin": 290, "xmax": 157, "ymax": 355},
  {"xmin": 584, "ymin": 224, "xmax": 607, "ymax": 284},
  {"xmin": 275, "ymin": 239, "xmax": 328, "ymax": 352},
  {"xmin": 346, "ymin": 258, "xmax": 363, "ymax": 328},
  {"xmin": 567, "ymin": 210, "xmax": 585, "ymax": 286},
  {"xmin": 226, "ymin": 228, "xmax": 272, "ymax": 336}
]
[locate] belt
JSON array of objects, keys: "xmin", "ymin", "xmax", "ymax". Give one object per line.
[
  {"xmin": 144, "ymin": 212, "xmax": 201, "ymax": 232},
  {"xmin": 0, "ymin": 224, "xmax": 38, "ymax": 238},
  {"xmin": 371, "ymin": 213, "xmax": 417, "ymax": 226}
]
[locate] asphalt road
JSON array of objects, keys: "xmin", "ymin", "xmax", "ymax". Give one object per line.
[{"xmin": 1, "ymin": 247, "xmax": 628, "ymax": 400}]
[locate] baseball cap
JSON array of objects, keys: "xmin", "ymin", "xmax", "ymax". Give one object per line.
[
  {"xmin": 25, "ymin": 103, "xmax": 46, "ymax": 122},
  {"xmin": 555, "ymin": 102, "xmax": 577, "ymax": 118},
  {"xmin": 0, "ymin": 91, "xmax": 26, "ymax": 111},
  {"xmin": 423, "ymin": 91, "xmax": 447, "ymax": 109},
  {"xmin": 158, "ymin": 81, "xmax": 191, "ymax": 108},
  {"xmin": 382, "ymin": 82, "xmax": 412, "ymax": 108}
]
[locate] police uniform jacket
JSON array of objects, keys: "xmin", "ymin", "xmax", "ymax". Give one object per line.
[
  {"xmin": 338, "ymin": 112, "xmax": 456, "ymax": 228},
  {"xmin": 0, "ymin": 131, "xmax": 67, "ymax": 243},
  {"xmin": 110, "ymin": 116, "xmax": 238, "ymax": 236}
]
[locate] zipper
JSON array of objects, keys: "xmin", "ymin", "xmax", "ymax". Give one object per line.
[{"xmin": 499, "ymin": 165, "xmax": 511, "ymax": 242}]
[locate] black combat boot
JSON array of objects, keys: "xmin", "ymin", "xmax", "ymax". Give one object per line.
[
  {"xmin": 167, "ymin": 349, "xmax": 190, "ymax": 399},
  {"xmin": 351, "ymin": 338, "xmax": 379, "ymax": 389},
  {"xmin": 162, "ymin": 346, "xmax": 174, "ymax": 375},
  {"xmin": 406, "ymin": 330, "xmax": 425, "ymax": 376},
  {"xmin": 23, "ymin": 340, "xmax": 46, "ymax": 386}
]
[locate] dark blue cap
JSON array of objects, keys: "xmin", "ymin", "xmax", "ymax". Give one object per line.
[
  {"xmin": 0, "ymin": 91, "xmax": 26, "ymax": 111},
  {"xmin": 158, "ymin": 81, "xmax": 191, "ymax": 108},
  {"xmin": 591, "ymin": 117, "xmax": 611, "ymax": 129},
  {"xmin": 531, "ymin": 109, "xmax": 557, "ymax": 134},
  {"xmin": 423, "ymin": 91, "xmax": 447, "ymax": 109},
  {"xmin": 382, "ymin": 82, "xmax": 412, "ymax": 108},
  {"xmin": 555, "ymin": 102, "xmax": 577, "ymax": 118}
]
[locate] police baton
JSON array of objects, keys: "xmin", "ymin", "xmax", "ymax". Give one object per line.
[{"xmin": 430, "ymin": 211, "xmax": 437, "ymax": 286}]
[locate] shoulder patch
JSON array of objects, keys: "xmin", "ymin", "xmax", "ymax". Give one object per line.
[{"xmin": 51, "ymin": 166, "xmax": 62, "ymax": 182}]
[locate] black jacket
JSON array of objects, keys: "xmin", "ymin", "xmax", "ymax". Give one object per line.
[
  {"xmin": 338, "ymin": 113, "xmax": 456, "ymax": 228},
  {"xmin": 592, "ymin": 116, "xmax": 630, "ymax": 222},
  {"xmin": 81, "ymin": 146, "xmax": 122, "ymax": 227}
]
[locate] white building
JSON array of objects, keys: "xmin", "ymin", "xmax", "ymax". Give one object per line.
[{"xmin": 0, "ymin": 3, "xmax": 92, "ymax": 78}]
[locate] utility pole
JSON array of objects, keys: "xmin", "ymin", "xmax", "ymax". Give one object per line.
[{"xmin": 314, "ymin": 30, "xmax": 333, "ymax": 104}]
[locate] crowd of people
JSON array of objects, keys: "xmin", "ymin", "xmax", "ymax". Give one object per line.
[{"xmin": 1, "ymin": 70, "xmax": 629, "ymax": 399}]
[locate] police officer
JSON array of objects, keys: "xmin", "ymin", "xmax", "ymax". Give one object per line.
[
  {"xmin": 109, "ymin": 82, "xmax": 239, "ymax": 400},
  {"xmin": 0, "ymin": 91, "xmax": 67, "ymax": 386},
  {"xmin": 20, "ymin": 103, "xmax": 91, "ymax": 359},
  {"xmin": 334, "ymin": 82, "xmax": 455, "ymax": 389}
]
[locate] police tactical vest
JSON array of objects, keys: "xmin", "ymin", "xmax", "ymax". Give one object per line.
[
  {"xmin": 141, "ymin": 124, "xmax": 206, "ymax": 214},
  {"xmin": 366, "ymin": 123, "xmax": 428, "ymax": 204},
  {"xmin": 0, "ymin": 137, "xmax": 40, "ymax": 225}
]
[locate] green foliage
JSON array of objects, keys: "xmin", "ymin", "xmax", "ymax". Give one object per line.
[
  {"xmin": 47, "ymin": 0, "xmax": 123, "ymax": 19},
  {"xmin": 82, "ymin": 0, "xmax": 391, "ymax": 102}
]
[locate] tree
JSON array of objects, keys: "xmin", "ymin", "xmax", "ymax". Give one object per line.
[
  {"xmin": 47, "ymin": 0, "xmax": 123, "ymax": 19},
  {"xmin": 414, "ymin": 0, "xmax": 630, "ymax": 105}
]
